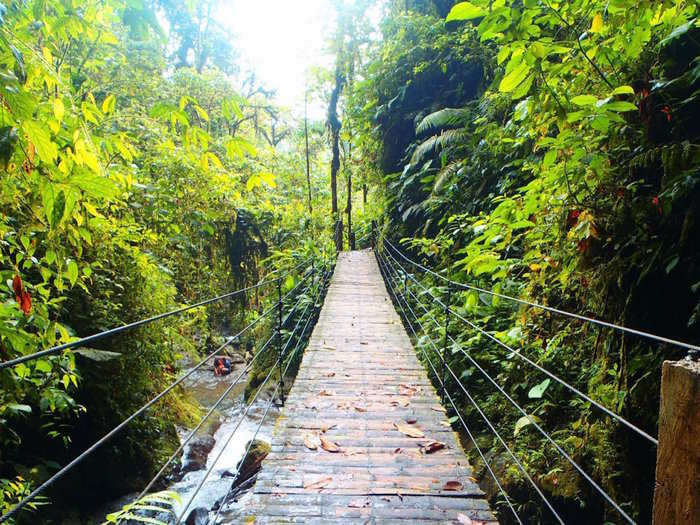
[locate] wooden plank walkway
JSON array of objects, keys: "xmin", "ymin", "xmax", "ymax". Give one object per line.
[{"xmin": 244, "ymin": 250, "xmax": 497, "ymax": 524}]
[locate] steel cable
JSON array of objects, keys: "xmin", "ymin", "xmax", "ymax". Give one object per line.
[
  {"xmin": 0, "ymin": 255, "xmax": 314, "ymax": 370},
  {"xmin": 381, "ymin": 244, "xmax": 659, "ymax": 446},
  {"xmin": 378, "ymin": 246, "xmax": 637, "ymax": 524},
  {"xmin": 175, "ymin": 271, "xmax": 326, "ymax": 524},
  {"xmin": 0, "ymin": 266, "xmax": 313, "ymax": 524},
  {"xmin": 383, "ymin": 237, "xmax": 699, "ymax": 353},
  {"xmin": 377, "ymin": 250, "xmax": 527, "ymax": 524}
]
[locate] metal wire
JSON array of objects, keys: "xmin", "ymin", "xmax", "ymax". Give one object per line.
[
  {"xmin": 381, "ymin": 244, "xmax": 659, "ymax": 446},
  {"xmin": 376, "ymin": 251, "xmax": 525, "ymax": 525},
  {"xmin": 0, "ymin": 268, "xmax": 313, "ymax": 524},
  {"xmin": 383, "ymin": 237, "xmax": 700, "ymax": 353},
  {"xmin": 0, "ymin": 256, "xmax": 314, "ymax": 370},
  {"xmin": 379, "ymin": 251, "xmax": 561, "ymax": 524},
  {"xmin": 378, "ymin": 246, "xmax": 637, "ymax": 524},
  {"xmin": 210, "ymin": 272, "xmax": 327, "ymax": 523},
  {"xmin": 175, "ymin": 273, "xmax": 326, "ymax": 525}
]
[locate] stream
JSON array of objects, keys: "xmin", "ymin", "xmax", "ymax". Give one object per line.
[{"xmin": 101, "ymin": 350, "xmax": 280, "ymax": 525}]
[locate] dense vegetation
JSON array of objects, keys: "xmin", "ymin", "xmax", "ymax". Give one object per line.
[
  {"xmin": 345, "ymin": 1, "xmax": 698, "ymax": 523},
  {"xmin": 1, "ymin": 0, "xmax": 697, "ymax": 524},
  {"xmin": 0, "ymin": 1, "xmax": 350, "ymax": 522}
]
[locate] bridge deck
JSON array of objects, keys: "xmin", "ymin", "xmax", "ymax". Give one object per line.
[{"xmin": 245, "ymin": 250, "xmax": 497, "ymax": 524}]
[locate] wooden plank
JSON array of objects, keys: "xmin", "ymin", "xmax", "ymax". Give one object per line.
[{"xmin": 246, "ymin": 250, "xmax": 498, "ymax": 524}]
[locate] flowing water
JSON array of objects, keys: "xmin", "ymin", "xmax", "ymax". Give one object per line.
[{"xmin": 168, "ymin": 357, "xmax": 280, "ymax": 523}]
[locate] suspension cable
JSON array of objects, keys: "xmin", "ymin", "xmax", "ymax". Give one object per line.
[
  {"xmin": 382, "ymin": 237, "xmax": 699, "ymax": 353},
  {"xmin": 378, "ymin": 247, "xmax": 637, "ymax": 524},
  {"xmin": 381, "ymin": 245, "xmax": 659, "ymax": 446},
  {"xmin": 0, "ymin": 255, "xmax": 314, "ymax": 370},
  {"xmin": 209, "ymin": 272, "xmax": 327, "ymax": 523},
  {"xmin": 0, "ymin": 270, "xmax": 312, "ymax": 524},
  {"xmin": 174, "ymin": 273, "xmax": 325, "ymax": 524},
  {"xmin": 382, "ymin": 252, "xmax": 561, "ymax": 523},
  {"xmin": 377, "ymin": 251, "xmax": 528, "ymax": 524},
  {"xmin": 135, "ymin": 273, "xmax": 316, "ymax": 499}
]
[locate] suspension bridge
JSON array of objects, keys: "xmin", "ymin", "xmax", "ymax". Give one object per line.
[{"xmin": 0, "ymin": 231, "xmax": 698, "ymax": 524}]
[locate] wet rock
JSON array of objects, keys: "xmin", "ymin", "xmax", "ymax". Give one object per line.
[
  {"xmin": 185, "ymin": 507, "xmax": 209, "ymax": 525},
  {"xmin": 231, "ymin": 439, "xmax": 270, "ymax": 489},
  {"xmin": 181, "ymin": 435, "xmax": 216, "ymax": 474}
]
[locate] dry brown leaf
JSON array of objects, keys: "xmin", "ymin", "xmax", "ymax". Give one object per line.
[
  {"xmin": 353, "ymin": 405, "xmax": 366, "ymax": 412},
  {"xmin": 394, "ymin": 447, "xmax": 402, "ymax": 454},
  {"xmin": 320, "ymin": 435, "xmax": 340, "ymax": 452},
  {"xmin": 326, "ymin": 372, "xmax": 336, "ymax": 377},
  {"xmin": 320, "ymin": 423, "xmax": 337, "ymax": 433},
  {"xmin": 405, "ymin": 417, "xmax": 417, "ymax": 424},
  {"xmin": 303, "ymin": 433, "xmax": 319, "ymax": 450},
  {"xmin": 304, "ymin": 476, "xmax": 332, "ymax": 490},
  {"xmin": 360, "ymin": 341, "xmax": 369, "ymax": 345},
  {"xmin": 431, "ymin": 405, "xmax": 447, "ymax": 412},
  {"xmin": 439, "ymin": 421, "xmax": 451, "ymax": 427},
  {"xmin": 322, "ymin": 345, "xmax": 336, "ymax": 350},
  {"xmin": 442, "ymin": 480, "xmax": 463, "ymax": 491},
  {"xmin": 318, "ymin": 389, "xmax": 334, "ymax": 396},
  {"xmin": 393, "ymin": 422, "xmax": 425, "ymax": 438},
  {"xmin": 422, "ymin": 440, "xmax": 446, "ymax": 454}
]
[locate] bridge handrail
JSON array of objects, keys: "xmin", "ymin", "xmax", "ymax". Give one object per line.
[
  {"xmin": 0, "ymin": 258, "xmax": 321, "ymax": 524},
  {"xmin": 381, "ymin": 243, "xmax": 659, "ymax": 446},
  {"xmin": 377, "ymin": 244, "xmax": 637, "ymax": 524},
  {"xmin": 382, "ymin": 237, "xmax": 700, "ymax": 353},
  {"xmin": 0, "ymin": 255, "xmax": 314, "ymax": 370}
]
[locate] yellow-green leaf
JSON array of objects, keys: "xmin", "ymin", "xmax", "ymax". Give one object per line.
[
  {"xmin": 590, "ymin": 13, "xmax": 603, "ymax": 33},
  {"xmin": 23, "ymin": 121, "xmax": 58, "ymax": 163},
  {"xmin": 571, "ymin": 95, "xmax": 598, "ymax": 106},
  {"xmin": 53, "ymin": 98, "xmax": 65, "ymax": 121},
  {"xmin": 446, "ymin": 2, "xmax": 486, "ymax": 22},
  {"xmin": 101, "ymin": 94, "xmax": 116, "ymax": 114},
  {"xmin": 499, "ymin": 62, "xmax": 531, "ymax": 93}
]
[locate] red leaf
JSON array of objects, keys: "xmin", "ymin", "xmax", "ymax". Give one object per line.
[{"xmin": 13, "ymin": 275, "xmax": 31, "ymax": 315}]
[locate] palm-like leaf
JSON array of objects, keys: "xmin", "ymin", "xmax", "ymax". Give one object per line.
[
  {"xmin": 410, "ymin": 129, "xmax": 469, "ymax": 166},
  {"xmin": 416, "ymin": 108, "xmax": 471, "ymax": 135}
]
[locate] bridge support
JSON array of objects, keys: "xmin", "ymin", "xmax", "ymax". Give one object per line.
[{"xmin": 652, "ymin": 357, "xmax": 700, "ymax": 525}]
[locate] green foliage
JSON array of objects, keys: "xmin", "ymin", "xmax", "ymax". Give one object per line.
[{"xmin": 349, "ymin": 1, "xmax": 699, "ymax": 523}]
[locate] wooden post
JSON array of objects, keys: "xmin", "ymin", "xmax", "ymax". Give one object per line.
[{"xmin": 652, "ymin": 358, "xmax": 700, "ymax": 525}]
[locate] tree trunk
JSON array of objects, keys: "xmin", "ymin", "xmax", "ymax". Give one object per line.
[
  {"xmin": 346, "ymin": 146, "xmax": 352, "ymax": 250},
  {"xmin": 362, "ymin": 183, "xmax": 367, "ymax": 205},
  {"xmin": 305, "ymin": 91, "xmax": 312, "ymax": 215},
  {"xmin": 328, "ymin": 70, "xmax": 343, "ymax": 218}
]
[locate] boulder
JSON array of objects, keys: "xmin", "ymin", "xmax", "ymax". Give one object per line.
[
  {"xmin": 180, "ymin": 435, "xmax": 216, "ymax": 474},
  {"xmin": 231, "ymin": 439, "xmax": 270, "ymax": 489},
  {"xmin": 185, "ymin": 507, "xmax": 209, "ymax": 525}
]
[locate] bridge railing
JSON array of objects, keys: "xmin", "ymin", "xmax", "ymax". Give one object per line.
[
  {"xmin": 0, "ymin": 253, "xmax": 332, "ymax": 524},
  {"xmin": 373, "ymin": 230, "xmax": 699, "ymax": 525}
]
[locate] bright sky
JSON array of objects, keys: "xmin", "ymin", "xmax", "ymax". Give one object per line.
[{"xmin": 217, "ymin": 0, "xmax": 338, "ymax": 120}]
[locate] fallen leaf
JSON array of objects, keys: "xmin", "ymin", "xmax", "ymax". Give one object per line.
[
  {"xmin": 304, "ymin": 476, "xmax": 332, "ymax": 490},
  {"xmin": 322, "ymin": 345, "xmax": 336, "ymax": 350},
  {"xmin": 422, "ymin": 440, "xmax": 446, "ymax": 454},
  {"xmin": 442, "ymin": 480, "xmax": 463, "ymax": 491},
  {"xmin": 326, "ymin": 372, "xmax": 335, "ymax": 377},
  {"xmin": 320, "ymin": 436, "xmax": 340, "ymax": 452},
  {"xmin": 431, "ymin": 405, "xmax": 446, "ymax": 412},
  {"xmin": 318, "ymin": 390, "xmax": 334, "ymax": 396},
  {"xmin": 393, "ymin": 422, "xmax": 425, "ymax": 438},
  {"xmin": 360, "ymin": 341, "xmax": 369, "ymax": 345},
  {"xmin": 304, "ymin": 433, "xmax": 319, "ymax": 450},
  {"xmin": 394, "ymin": 447, "xmax": 402, "ymax": 454},
  {"xmin": 439, "ymin": 421, "xmax": 451, "ymax": 427},
  {"xmin": 405, "ymin": 417, "xmax": 417, "ymax": 424},
  {"xmin": 354, "ymin": 405, "xmax": 366, "ymax": 412},
  {"xmin": 320, "ymin": 423, "xmax": 337, "ymax": 433}
]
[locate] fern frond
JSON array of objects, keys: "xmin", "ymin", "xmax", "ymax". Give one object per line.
[
  {"xmin": 416, "ymin": 107, "xmax": 471, "ymax": 135},
  {"xmin": 410, "ymin": 129, "xmax": 469, "ymax": 166}
]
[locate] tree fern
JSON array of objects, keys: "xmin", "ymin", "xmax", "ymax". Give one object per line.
[{"xmin": 416, "ymin": 107, "xmax": 471, "ymax": 135}]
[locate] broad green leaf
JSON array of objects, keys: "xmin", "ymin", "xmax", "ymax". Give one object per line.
[
  {"xmin": 66, "ymin": 260, "xmax": 79, "ymax": 286},
  {"xmin": 257, "ymin": 172, "xmax": 276, "ymax": 188},
  {"xmin": 6, "ymin": 403, "xmax": 32, "ymax": 413},
  {"xmin": 71, "ymin": 172, "xmax": 118, "ymax": 200},
  {"xmin": 528, "ymin": 379, "xmax": 551, "ymax": 399},
  {"xmin": 446, "ymin": 2, "xmax": 486, "ymax": 22},
  {"xmin": 35, "ymin": 360, "xmax": 52, "ymax": 373},
  {"xmin": 23, "ymin": 121, "xmax": 58, "ymax": 163},
  {"xmin": 610, "ymin": 85, "xmax": 634, "ymax": 95},
  {"xmin": 499, "ymin": 62, "xmax": 531, "ymax": 93},
  {"xmin": 571, "ymin": 95, "xmax": 598, "ymax": 106},
  {"xmin": 74, "ymin": 348, "xmax": 121, "ymax": 361},
  {"xmin": 603, "ymin": 101, "xmax": 637, "ymax": 112}
]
